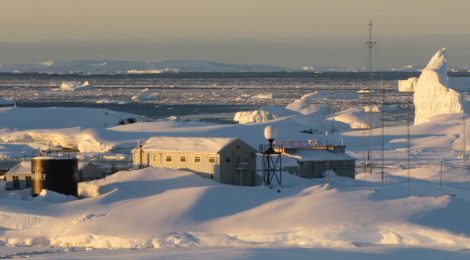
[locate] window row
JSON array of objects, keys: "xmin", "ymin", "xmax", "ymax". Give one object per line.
[{"xmin": 151, "ymin": 155, "xmax": 232, "ymax": 164}]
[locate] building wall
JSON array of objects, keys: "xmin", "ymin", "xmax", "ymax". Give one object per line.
[
  {"xmin": 135, "ymin": 150, "xmax": 220, "ymax": 177},
  {"xmin": 219, "ymin": 139, "xmax": 257, "ymax": 186},
  {"xmin": 298, "ymin": 160, "xmax": 355, "ymax": 179},
  {"xmin": 5, "ymin": 174, "xmax": 32, "ymax": 190},
  {"xmin": 131, "ymin": 139, "xmax": 257, "ymax": 186},
  {"xmin": 79, "ymin": 164, "xmax": 105, "ymax": 181}
]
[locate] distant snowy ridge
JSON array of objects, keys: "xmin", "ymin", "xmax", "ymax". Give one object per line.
[{"xmin": 0, "ymin": 59, "xmax": 289, "ymax": 74}]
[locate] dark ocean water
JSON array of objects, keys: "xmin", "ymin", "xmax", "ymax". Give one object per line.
[{"xmin": 1, "ymin": 71, "xmax": 469, "ymax": 122}]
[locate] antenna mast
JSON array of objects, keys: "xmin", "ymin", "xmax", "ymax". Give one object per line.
[
  {"xmin": 365, "ymin": 20, "xmax": 377, "ymax": 176},
  {"xmin": 463, "ymin": 114, "xmax": 466, "ymax": 162}
]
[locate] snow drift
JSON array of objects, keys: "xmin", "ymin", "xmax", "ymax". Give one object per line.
[
  {"xmin": 0, "ymin": 107, "xmax": 147, "ymax": 130},
  {"xmin": 1, "ymin": 167, "xmax": 470, "ymax": 251},
  {"xmin": 330, "ymin": 108, "xmax": 380, "ymax": 129},
  {"xmin": 413, "ymin": 48, "xmax": 465, "ymax": 125}
]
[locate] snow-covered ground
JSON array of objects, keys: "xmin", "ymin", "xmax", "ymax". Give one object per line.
[
  {"xmin": 1, "ymin": 104, "xmax": 470, "ymax": 258},
  {"xmin": 1, "ymin": 50, "xmax": 470, "ymax": 258}
]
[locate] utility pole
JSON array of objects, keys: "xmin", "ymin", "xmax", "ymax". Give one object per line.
[
  {"xmin": 439, "ymin": 160, "xmax": 443, "ymax": 186},
  {"xmin": 407, "ymin": 97, "xmax": 411, "ymax": 196},
  {"xmin": 463, "ymin": 114, "xmax": 466, "ymax": 162},
  {"xmin": 381, "ymin": 79, "xmax": 385, "ymax": 183},
  {"xmin": 365, "ymin": 20, "xmax": 377, "ymax": 178}
]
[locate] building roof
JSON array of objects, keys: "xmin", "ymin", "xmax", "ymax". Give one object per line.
[
  {"xmin": 5, "ymin": 161, "xmax": 31, "ymax": 175},
  {"xmin": 284, "ymin": 149, "xmax": 356, "ymax": 162},
  {"xmin": 78, "ymin": 162, "xmax": 96, "ymax": 170},
  {"xmin": 137, "ymin": 136, "xmax": 241, "ymax": 153},
  {"xmin": 6, "ymin": 161, "xmax": 97, "ymax": 176}
]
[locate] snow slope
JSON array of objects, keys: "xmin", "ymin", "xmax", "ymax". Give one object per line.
[
  {"xmin": 330, "ymin": 108, "xmax": 380, "ymax": 129},
  {"xmin": 0, "ymin": 107, "xmax": 150, "ymax": 153},
  {"xmin": 1, "ymin": 105, "xmax": 470, "ymax": 258},
  {"xmin": 413, "ymin": 48, "xmax": 465, "ymax": 125},
  {"xmin": 0, "ymin": 107, "xmax": 147, "ymax": 130},
  {"xmin": 1, "ymin": 167, "xmax": 470, "ymax": 252}
]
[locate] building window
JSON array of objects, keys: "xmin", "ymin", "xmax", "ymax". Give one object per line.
[
  {"xmin": 152, "ymin": 154, "xmax": 157, "ymax": 162},
  {"xmin": 225, "ymin": 156, "xmax": 231, "ymax": 163},
  {"xmin": 194, "ymin": 156, "xmax": 201, "ymax": 163},
  {"xmin": 209, "ymin": 157, "xmax": 216, "ymax": 163},
  {"xmin": 166, "ymin": 156, "xmax": 172, "ymax": 162},
  {"xmin": 25, "ymin": 176, "xmax": 32, "ymax": 188},
  {"xmin": 180, "ymin": 156, "xmax": 186, "ymax": 163},
  {"xmin": 12, "ymin": 176, "xmax": 20, "ymax": 189}
]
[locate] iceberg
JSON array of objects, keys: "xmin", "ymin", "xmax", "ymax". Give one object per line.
[
  {"xmin": 233, "ymin": 105, "xmax": 298, "ymax": 124},
  {"xmin": 57, "ymin": 81, "xmax": 94, "ymax": 91},
  {"xmin": 413, "ymin": 48, "xmax": 465, "ymax": 125},
  {"xmin": 398, "ymin": 77, "xmax": 418, "ymax": 92}
]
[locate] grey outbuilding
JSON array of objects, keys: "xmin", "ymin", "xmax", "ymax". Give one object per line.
[
  {"xmin": 132, "ymin": 136, "xmax": 257, "ymax": 186},
  {"xmin": 283, "ymin": 149, "xmax": 356, "ymax": 179},
  {"xmin": 278, "ymin": 140, "xmax": 356, "ymax": 179},
  {"xmin": 4, "ymin": 161, "xmax": 32, "ymax": 190},
  {"xmin": 4, "ymin": 160, "xmax": 105, "ymax": 190}
]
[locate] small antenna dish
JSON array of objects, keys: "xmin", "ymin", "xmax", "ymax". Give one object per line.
[{"xmin": 264, "ymin": 126, "xmax": 278, "ymax": 140}]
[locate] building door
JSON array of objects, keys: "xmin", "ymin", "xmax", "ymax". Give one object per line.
[
  {"xmin": 25, "ymin": 176, "xmax": 32, "ymax": 188},
  {"xmin": 12, "ymin": 176, "xmax": 20, "ymax": 189}
]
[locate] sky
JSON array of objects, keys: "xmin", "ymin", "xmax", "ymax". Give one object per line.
[{"xmin": 0, "ymin": 0, "xmax": 469, "ymax": 69}]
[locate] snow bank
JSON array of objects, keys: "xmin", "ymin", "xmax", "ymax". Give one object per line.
[
  {"xmin": 0, "ymin": 107, "xmax": 146, "ymax": 130},
  {"xmin": 234, "ymin": 105, "xmax": 298, "ymax": 124},
  {"xmin": 413, "ymin": 48, "xmax": 465, "ymax": 125},
  {"xmin": 0, "ymin": 127, "xmax": 112, "ymax": 153},
  {"xmin": 330, "ymin": 108, "xmax": 380, "ymax": 129},
  {"xmin": 1, "ymin": 167, "xmax": 469, "ymax": 251},
  {"xmin": 398, "ymin": 77, "xmax": 418, "ymax": 92},
  {"xmin": 57, "ymin": 81, "xmax": 93, "ymax": 91}
]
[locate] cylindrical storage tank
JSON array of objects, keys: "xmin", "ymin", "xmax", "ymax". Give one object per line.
[{"xmin": 31, "ymin": 157, "xmax": 78, "ymax": 197}]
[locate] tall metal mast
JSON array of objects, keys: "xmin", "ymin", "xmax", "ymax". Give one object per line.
[
  {"xmin": 365, "ymin": 20, "xmax": 376, "ymax": 176},
  {"xmin": 463, "ymin": 114, "xmax": 466, "ymax": 162}
]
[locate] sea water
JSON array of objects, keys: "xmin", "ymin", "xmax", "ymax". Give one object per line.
[{"xmin": 0, "ymin": 71, "xmax": 429, "ymax": 124}]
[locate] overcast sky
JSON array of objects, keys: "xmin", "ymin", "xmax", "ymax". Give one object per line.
[{"xmin": 1, "ymin": 0, "xmax": 469, "ymax": 69}]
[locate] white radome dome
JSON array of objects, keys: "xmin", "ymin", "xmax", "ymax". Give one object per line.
[{"xmin": 264, "ymin": 125, "xmax": 278, "ymax": 140}]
